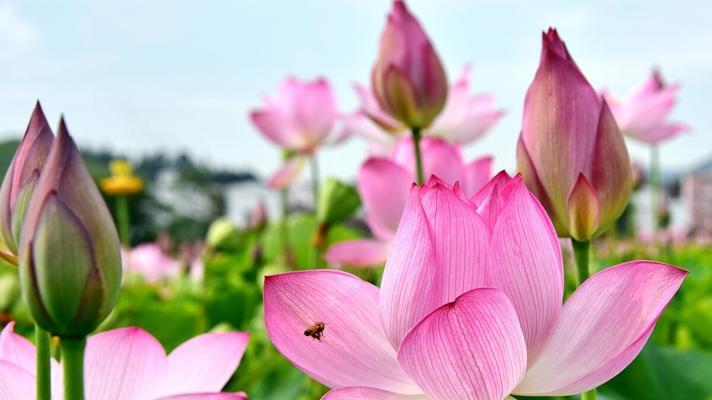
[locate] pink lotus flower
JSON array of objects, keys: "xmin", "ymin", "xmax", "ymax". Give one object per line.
[
  {"xmin": 371, "ymin": 0, "xmax": 448, "ymax": 129},
  {"xmin": 0, "ymin": 322, "xmax": 249, "ymax": 399},
  {"xmin": 325, "ymin": 137, "xmax": 491, "ymax": 267},
  {"xmin": 603, "ymin": 70, "xmax": 688, "ymax": 145},
  {"xmin": 350, "ymin": 65, "xmax": 504, "ymax": 154},
  {"xmin": 517, "ymin": 28, "xmax": 633, "ymax": 241},
  {"xmin": 123, "ymin": 243, "xmax": 181, "ymax": 283},
  {"xmin": 250, "ymin": 77, "xmax": 346, "ymax": 190},
  {"xmin": 265, "ymin": 174, "xmax": 685, "ymax": 399}
]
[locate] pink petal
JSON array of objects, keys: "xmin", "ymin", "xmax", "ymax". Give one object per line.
[
  {"xmin": 325, "ymin": 239, "xmax": 389, "ymax": 268},
  {"xmin": 380, "ymin": 183, "xmax": 489, "ymax": 348},
  {"xmin": 0, "ymin": 360, "xmax": 35, "ymax": 400},
  {"xmin": 358, "ymin": 158, "xmax": 412, "ymax": 240},
  {"xmin": 461, "ymin": 156, "xmax": 492, "ymax": 198},
  {"xmin": 323, "ymin": 387, "xmax": 427, "ymax": 399},
  {"xmin": 340, "ymin": 111, "xmax": 397, "ymax": 156},
  {"xmin": 0, "ymin": 322, "xmax": 35, "ymax": 373},
  {"xmin": 471, "ymin": 170, "xmax": 515, "ymax": 208},
  {"xmin": 390, "ymin": 136, "xmax": 464, "ymax": 186},
  {"xmin": 156, "ymin": 393, "xmax": 248, "ymax": 400},
  {"xmin": 267, "ymin": 157, "xmax": 306, "ymax": 190},
  {"xmin": 85, "ymin": 327, "xmax": 167, "ymax": 400},
  {"xmin": 250, "ymin": 109, "xmax": 302, "ymax": 150},
  {"xmin": 397, "ymin": 288, "xmax": 527, "ymax": 400},
  {"xmin": 156, "ymin": 332, "xmax": 249, "ymax": 397},
  {"xmin": 264, "ymin": 270, "xmax": 419, "ymax": 394},
  {"xmin": 517, "ymin": 261, "xmax": 686, "ymax": 395},
  {"xmin": 486, "ymin": 179, "xmax": 564, "ymax": 356}
]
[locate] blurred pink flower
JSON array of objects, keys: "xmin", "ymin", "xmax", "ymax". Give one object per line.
[
  {"xmin": 124, "ymin": 243, "xmax": 181, "ymax": 283},
  {"xmin": 349, "ymin": 65, "xmax": 504, "ymax": 154},
  {"xmin": 371, "ymin": 0, "xmax": 447, "ymax": 129},
  {"xmin": 265, "ymin": 174, "xmax": 685, "ymax": 399},
  {"xmin": 0, "ymin": 322, "xmax": 249, "ymax": 399},
  {"xmin": 325, "ymin": 137, "xmax": 491, "ymax": 267},
  {"xmin": 517, "ymin": 28, "xmax": 632, "ymax": 241},
  {"xmin": 250, "ymin": 77, "xmax": 338, "ymax": 154},
  {"xmin": 603, "ymin": 70, "xmax": 688, "ymax": 145}
]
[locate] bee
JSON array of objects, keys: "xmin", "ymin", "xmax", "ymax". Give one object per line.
[{"xmin": 304, "ymin": 322, "xmax": 325, "ymax": 341}]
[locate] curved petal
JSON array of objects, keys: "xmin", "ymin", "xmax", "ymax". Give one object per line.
[
  {"xmin": 358, "ymin": 158, "xmax": 412, "ymax": 240},
  {"xmin": 323, "ymin": 387, "xmax": 428, "ymax": 400},
  {"xmin": 264, "ymin": 270, "xmax": 419, "ymax": 394},
  {"xmin": 0, "ymin": 322, "xmax": 35, "ymax": 372},
  {"xmin": 267, "ymin": 157, "xmax": 306, "ymax": 190},
  {"xmin": 250, "ymin": 109, "xmax": 301, "ymax": 150},
  {"xmin": 380, "ymin": 183, "xmax": 489, "ymax": 348},
  {"xmin": 517, "ymin": 261, "xmax": 686, "ymax": 395},
  {"xmin": 340, "ymin": 111, "xmax": 396, "ymax": 156},
  {"xmin": 487, "ymin": 179, "xmax": 564, "ymax": 357},
  {"xmin": 156, "ymin": 332, "xmax": 249, "ymax": 397},
  {"xmin": 156, "ymin": 393, "xmax": 248, "ymax": 400},
  {"xmin": 85, "ymin": 327, "xmax": 167, "ymax": 400},
  {"xmin": 461, "ymin": 156, "xmax": 492, "ymax": 198},
  {"xmin": 397, "ymin": 288, "xmax": 527, "ymax": 400},
  {"xmin": 325, "ymin": 239, "xmax": 389, "ymax": 268},
  {"xmin": 0, "ymin": 360, "xmax": 35, "ymax": 400}
]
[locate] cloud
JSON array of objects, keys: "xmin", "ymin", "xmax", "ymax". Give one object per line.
[{"xmin": 0, "ymin": 3, "xmax": 40, "ymax": 47}]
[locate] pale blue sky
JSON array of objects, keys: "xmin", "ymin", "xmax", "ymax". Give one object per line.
[{"xmin": 0, "ymin": 0, "xmax": 709, "ymax": 182}]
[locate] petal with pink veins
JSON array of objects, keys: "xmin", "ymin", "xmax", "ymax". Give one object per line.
[
  {"xmin": 264, "ymin": 270, "xmax": 419, "ymax": 394},
  {"xmin": 325, "ymin": 239, "xmax": 389, "ymax": 268},
  {"xmin": 487, "ymin": 179, "xmax": 564, "ymax": 357},
  {"xmin": 516, "ymin": 261, "xmax": 686, "ymax": 396},
  {"xmin": 85, "ymin": 327, "xmax": 167, "ymax": 400},
  {"xmin": 397, "ymin": 288, "xmax": 527, "ymax": 400},
  {"xmin": 155, "ymin": 332, "xmax": 249, "ymax": 397},
  {"xmin": 155, "ymin": 393, "xmax": 248, "ymax": 400},
  {"xmin": 380, "ymin": 184, "xmax": 489, "ymax": 348},
  {"xmin": 0, "ymin": 322, "xmax": 35, "ymax": 373}
]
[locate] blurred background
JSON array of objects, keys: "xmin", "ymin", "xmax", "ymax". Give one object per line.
[{"xmin": 0, "ymin": 1, "xmax": 710, "ymax": 399}]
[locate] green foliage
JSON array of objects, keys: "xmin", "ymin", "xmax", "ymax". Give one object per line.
[{"xmin": 316, "ymin": 178, "xmax": 361, "ymax": 226}]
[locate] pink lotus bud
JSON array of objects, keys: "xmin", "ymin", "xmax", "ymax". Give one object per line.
[
  {"xmin": 371, "ymin": 0, "xmax": 448, "ymax": 129},
  {"xmin": 517, "ymin": 29, "xmax": 633, "ymax": 241},
  {"xmin": 0, "ymin": 102, "xmax": 54, "ymax": 257},
  {"xmin": 19, "ymin": 118, "xmax": 122, "ymax": 336}
]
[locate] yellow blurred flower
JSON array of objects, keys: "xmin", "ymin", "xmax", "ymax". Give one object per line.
[{"xmin": 100, "ymin": 159, "xmax": 143, "ymax": 196}]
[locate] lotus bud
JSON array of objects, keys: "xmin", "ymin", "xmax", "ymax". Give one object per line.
[
  {"xmin": 517, "ymin": 29, "xmax": 633, "ymax": 241},
  {"xmin": 206, "ymin": 217, "xmax": 242, "ymax": 252},
  {"xmin": 19, "ymin": 118, "xmax": 121, "ymax": 336},
  {"xmin": 371, "ymin": 0, "xmax": 448, "ymax": 129},
  {"xmin": 0, "ymin": 102, "xmax": 54, "ymax": 258}
]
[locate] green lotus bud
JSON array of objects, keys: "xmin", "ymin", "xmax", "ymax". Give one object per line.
[
  {"xmin": 0, "ymin": 102, "xmax": 54, "ymax": 258},
  {"xmin": 19, "ymin": 118, "xmax": 121, "ymax": 336},
  {"xmin": 206, "ymin": 217, "xmax": 241, "ymax": 251},
  {"xmin": 316, "ymin": 178, "xmax": 361, "ymax": 226}
]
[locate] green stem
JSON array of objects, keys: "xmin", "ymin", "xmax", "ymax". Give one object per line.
[
  {"xmin": 116, "ymin": 195, "xmax": 130, "ymax": 246},
  {"xmin": 411, "ymin": 128, "xmax": 425, "ymax": 185},
  {"xmin": 61, "ymin": 336, "xmax": 86, "ymax": 400},
  {"xmin": 310, "ymin": 155, "xmax": 320, "ymax": 212},
  {"xmin": 279, "ymin": 188, "xmax": 292, "ymax": 267},
  {"xmin": 650, "ymin": 144, "xmax": 660, "ymax": 231},
  {"xmin": 35, "ymin": 324, "xmax": 51, "ymax": 400},
  {"xmin": 572, "ymin": 239, "xmax": 596, "ymax": 400}
]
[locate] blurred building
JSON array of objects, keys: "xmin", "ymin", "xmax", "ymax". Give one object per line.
[{"xmin": 683, "ymin": 158, "xmax": 712, "ymax": 236}]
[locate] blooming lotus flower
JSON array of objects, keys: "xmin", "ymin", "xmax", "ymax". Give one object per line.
[
  {"xmin": 0, "ymin": 322, "xmax": 249, "ymax": 399},
  {"xmin": 350, "ymin": 65, "xmax": 503, "ymax": 154},
  {"xmin": 0, "ymin": 102, "xmax": 54, "ymax": 258},
  {"xmin": 325, "ymin": 137, "xmax": 491, "ymax": 267},
  {"xmin": 18, "ymin": 119, "xmax": 122, "ymax": 336},
  {"xmin": 123, "ymin": 243, "xmax": 181, "ymax": 283},
  {"xmin": 517, "ymin": 28, "xmax": 633, "ymax": 241},
  {"xmin": 265, "ymin": 174, "xmax": 685, "ymax": 399},
  {"xmin": 371, "ymin": 0, "xmax": 448, "ymax": 129},
  {"xmin": 603, "ymin": 70, "xmax": 688, "ymax": 145}
]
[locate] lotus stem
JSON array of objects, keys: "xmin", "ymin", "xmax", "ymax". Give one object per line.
[
  {"xmin": 572, "ymin": 238, "xmax": 596, "ymax": 400},
  {"xmin": 61, "ymin": 336, "xmax": 86, "ymax": 400},
  {"xmin": 412, "ymin": 128, "xmax": 425, "ymax": 185},
  {"xmin": 116, "ymin": 195, "xmax": 130, "ymax": 246},
  {"xmin": 650, "ymin": 144, "xmax": 660, "ymax": 232},
  {"xmin": 35, "ymin": 324, "xmax": 51, "ymax": 400}
]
